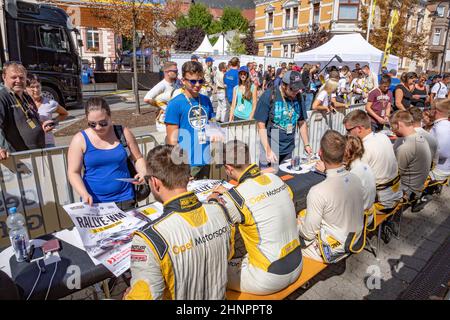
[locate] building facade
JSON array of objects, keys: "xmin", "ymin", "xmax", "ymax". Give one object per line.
[
  {"xmin": 426, "ymin": 0, "xmax": 450, "ymax": 73},
  {"xmin": 397, "ymin": 1, "xmax": 431, "ymax": 74},
  {"xmin": 254, "ymin": 0, "xmax": 367, "ymax": 58}
]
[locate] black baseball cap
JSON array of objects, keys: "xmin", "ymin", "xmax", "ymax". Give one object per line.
[{"xmin": 282, "ymin": 71, "xmax": 304, "ymax": 92}]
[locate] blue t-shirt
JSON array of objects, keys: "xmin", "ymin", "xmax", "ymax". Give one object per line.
[
  {"xmin": 165, "ymin": 93, "xmax": 215, "ymax": 166},
  {"xmin": 389, "ymin": 77, "xmax": 401, "ymax": 93},
  {"xmin": 224, "ymin": 69, "xmax": 239, "ymax": 103},
  {"xmin": 254, "ymin": 88, "xmax": 307, "ymax": 156}
]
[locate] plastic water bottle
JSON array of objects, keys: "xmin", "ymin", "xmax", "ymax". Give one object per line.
[{"xmin": 6, "ymin": 207, "xmax": 30, "ymax": 262}]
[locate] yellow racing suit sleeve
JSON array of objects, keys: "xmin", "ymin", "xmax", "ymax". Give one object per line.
[
  {"xmin": 124, "ymin": 235, "xmax": 165, "ymax": 300},
  {"xmin": 298, "ymin": 188, "xmax": 323, "ymax": 241},
  {"xmin": 221, "ymin": 191, "xmax": 245, "ymax": 224}
]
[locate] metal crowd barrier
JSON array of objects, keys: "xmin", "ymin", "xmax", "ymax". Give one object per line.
[
  {"xmin": 0, "ymin": 104, "xmax": 366, "ymax": 248},
  {"xmin": 293, "ymin": 103, "xmax": 366, "ymax": 156},
  {"xmin": 0, "ymin": 135, "xmax": 158, "ymax": 249}
]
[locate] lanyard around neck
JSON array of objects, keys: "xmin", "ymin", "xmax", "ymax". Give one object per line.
[{"xmin": 184, "ymin": 93, "xmax": 204, "ymax": 126}]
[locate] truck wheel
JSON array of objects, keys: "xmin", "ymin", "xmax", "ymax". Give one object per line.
[{"xmin": 41, "ymin": 86, "xmax": 61, "ymax": 105}]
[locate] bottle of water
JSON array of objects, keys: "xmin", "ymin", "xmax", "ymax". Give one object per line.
[{"xmin": 6, "ymin": 207, "xmax": 30, "ymax": 262}]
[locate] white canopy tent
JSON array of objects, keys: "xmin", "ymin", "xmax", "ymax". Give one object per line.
[
  {"xmin": 193, "ymin": 35, "xmax": 214, "ymax": 54},
  {"xmin": 212, "ymin": 34, "xmax": 230, "ymax": 55},
  {"xmin": 294, "ymin": 33, "xmax": 399, "ymax": 74}
]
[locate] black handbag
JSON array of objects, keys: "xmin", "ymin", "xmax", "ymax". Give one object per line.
[{"xmin": 113, "ymin": 125, "xmax": 151, "ymax": 202}]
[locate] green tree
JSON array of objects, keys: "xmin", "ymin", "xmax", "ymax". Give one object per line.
[
  {"xmin": 207, "ymin": 20, "xmax": 222, "ymax": 35},
  {"xmin": 229, "ymin": 33, "xmax": 246, "ymax": 55},
  {"xmin": 220, "ymin": 7, "xmax": 248, "ymax": 33},
  {"xmin": 176, "ymin": 3, "xmax": 213, "ymax": 32}
]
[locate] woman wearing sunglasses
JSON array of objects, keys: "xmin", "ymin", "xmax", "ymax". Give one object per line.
[
  {"xmin": 229, "ymin": 66, "xmax": 257, "ymax": 122},
  {"xmin": 67, "ymin": 97, "xmax": 147, "ymax": 209}
]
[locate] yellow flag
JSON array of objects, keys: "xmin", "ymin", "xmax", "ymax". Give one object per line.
[
  {"xmin": 371, "ymin": 0, "xmax": 377, "ymax": 25},
  {"xmin": 382, "ymin": 9, "xmax": 400, "ymax": 68}
]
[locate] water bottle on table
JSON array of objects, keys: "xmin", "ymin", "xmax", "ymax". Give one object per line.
[{"xmin": 6, "ymin": 207, "xmax": 30, "ymax": 262}]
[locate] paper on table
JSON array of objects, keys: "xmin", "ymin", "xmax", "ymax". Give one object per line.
[{"xmin": 62, "ymin": 202, "xmax": 147, "ymax": 276}]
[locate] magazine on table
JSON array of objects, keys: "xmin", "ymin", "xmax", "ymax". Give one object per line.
[{"xmin": 62, "ymin": 202, "xmax": 163, "ymax": 276}]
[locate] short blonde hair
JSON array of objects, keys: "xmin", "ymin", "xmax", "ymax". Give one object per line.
[{"xmin": 390, "ymin": 110, "xmax": 414, "ymax": 126}]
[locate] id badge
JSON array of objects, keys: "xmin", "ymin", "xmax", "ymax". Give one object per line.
[
  {"xmin": 198, "ymin": 130, "xmax": 207, "ymax": 145},
  {"xmin": 27, "ymin": 119, "xmax": 36, "ymax": 129},
  {"xmin": 286, "ymin": 123, "xmax": 293, "ymax": 134}
]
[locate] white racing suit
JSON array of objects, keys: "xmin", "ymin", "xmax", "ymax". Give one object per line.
[
  {"xmin": 220, "ymin": 164, "xmax": 303, "ymax": 295},
  {"xmin": 298, "ymin": 167, "xmax": 365, "ymax": 263},
  {"xmin": 124, "ymin": 192, "xmax": 234, "ymax": 300}
]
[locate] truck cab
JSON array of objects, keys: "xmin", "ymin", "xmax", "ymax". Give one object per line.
[{"xmin": 1, "ymin": 0, "xmax": 82, "ymax": 107}]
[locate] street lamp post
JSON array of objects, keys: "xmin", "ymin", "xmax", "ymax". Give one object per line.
[{"xmin": 431, "ymin": 1, "xmax": 450, "ymax": 74}]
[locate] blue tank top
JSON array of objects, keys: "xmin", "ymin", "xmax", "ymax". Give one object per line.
[{"xmin": 81, "ymin": 130, "xmax": 134, "ymax": 203}]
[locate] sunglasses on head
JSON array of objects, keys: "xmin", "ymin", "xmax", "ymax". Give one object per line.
[
  {"xmin": 87, "ymin": 120, "xmax": 109, "ymax": 128},
  {"xmin": 185, "ymin": 78, "xmax": 204, "ymax": 85}
]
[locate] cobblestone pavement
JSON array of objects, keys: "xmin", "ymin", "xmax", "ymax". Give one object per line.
[{"xmin": 61, "ymin": 187, "xmax": 449, "ymax": 300}]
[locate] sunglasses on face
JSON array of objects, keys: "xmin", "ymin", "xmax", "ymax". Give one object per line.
[
  {"xmin": 87, "ymin": 120, "xmax": 109, "ymax": 128},
  {"xmin": 185, "ymin": 78, "xmax": 205, "ymax": 85},
  {"xmin": 166, "ymin": 69, "xmax": 178, "ymax": 73},
  {"xmin": 345, "ymin": 125, "xmax": 358, "ymax": 133}
]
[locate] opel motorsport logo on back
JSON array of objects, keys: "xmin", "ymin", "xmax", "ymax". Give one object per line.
[{"xmin": 188, "ymin": 106, "xmax": 208, "ymax": 129}]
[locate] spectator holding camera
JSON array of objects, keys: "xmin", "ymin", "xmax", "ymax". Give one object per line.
[{"xmin": 26, "ymin": 74, "xmax": 68, "ymax": 148}]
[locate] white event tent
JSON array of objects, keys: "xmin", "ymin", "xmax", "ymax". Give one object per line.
[
  {"xmin": 294, "ymin": 33, "xmax": 399, "ymax": 74},
  {"xmin": 212, "ymin": 34, "xmax": 230, "ymax": 55},
  {"xmin": 193, "ymin": 35, "xmax": 214, "ymax": 54}
]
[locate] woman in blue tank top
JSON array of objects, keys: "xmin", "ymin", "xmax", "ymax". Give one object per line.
[
  {"xmin": 229, "ymin": 66, "xmax": 257, "ymax": 122},
  {"xmin": 67, "ymin": 97, "xmax": 148, "ymax": 209}
]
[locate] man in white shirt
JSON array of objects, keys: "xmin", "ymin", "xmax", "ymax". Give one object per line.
[
  {"xmin": 430, "ymin": 73, "xmax": 450, "ymax": 104},
  {"xmin": 362, "ymin": 65, "xmax": 378, "ymax": 92},
  {"xmin": 215, "ymin": 62, "xmax": 228, "ymax": 123},
  {"xmin": 343, "ymin": 110, "xmax": 403, "ymax": 211},
  {"xmin": 298, "ymin": 130, "xmax": 365, "ymax": 263},
  {"xmin": 429, "ymin": 99, "xmax": 450, "ymax": 182},
  {"xmin": 143, "ymin": 61, "xmax": 181, "ymax": 132}
]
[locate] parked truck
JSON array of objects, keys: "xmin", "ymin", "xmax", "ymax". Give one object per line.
[{"xmin": 0, "ymin": 0, "xmax": 82, "ymax": 107}]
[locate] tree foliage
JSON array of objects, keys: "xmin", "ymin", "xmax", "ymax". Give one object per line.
[
  {"xmin": 87, "ymin": 0, "xmax": 181, "ymax": 51},
  {"xmin": 229, "ymin": 34, "xmax": 246, "ymax": 55},
  {"xmin": 174, "ymin": 27, "xmax": 205, "ymax": 52},
  {"xmin": 243, "ymin": 26, "xmax": 258, "ymax": 55},
  {"xmin": 296, "ymin": 24, "xmax": 331, "ymax": 52},
  {"xmin": 220, "ymin": 7, "xmax": 248, "ymax": 33},
  {"xmin": 176, "ymin": 3, "xmax": 213, "ymax": 33},
  {"xmin": 361, "ymin": 0, "xmax": 428, "ymax": 61}
]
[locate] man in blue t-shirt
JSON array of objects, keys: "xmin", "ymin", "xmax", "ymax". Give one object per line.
[
  {"xmin": 165, "ymin": 61, "xmax": 215, "ymax": 179},
  {"xmin": 224, "ymin": 57, "xmax": 240, "ymax": 105},
  {"xmin": 254, "ymin": 70, "xmax": 312, "ymax": 166}
]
